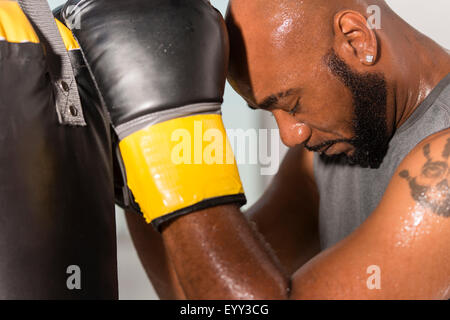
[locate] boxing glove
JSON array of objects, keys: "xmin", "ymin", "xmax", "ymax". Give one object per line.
[{"xmin": 61, "ymin": 0, "xmax": 246, "ymax": 229}]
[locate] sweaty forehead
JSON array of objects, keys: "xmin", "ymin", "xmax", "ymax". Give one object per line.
[
  {"xmin": 228, "ymin": 0, "xmax": 319, "ymax": 52},
  {"xmin": 226, "ymin": 0, "xmax": 333, "ymax": 102}
]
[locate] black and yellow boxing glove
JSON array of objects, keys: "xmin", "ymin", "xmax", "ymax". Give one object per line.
[{"xmin": 62, "ymin": 0, "xmax": 246, "ymax": 230}]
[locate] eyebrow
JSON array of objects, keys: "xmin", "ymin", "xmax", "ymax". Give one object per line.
[{"xmin": 248, "ymin": 89, "xmax": 297, "ymax": 111}]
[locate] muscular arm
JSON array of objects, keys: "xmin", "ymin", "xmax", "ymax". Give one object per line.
[
  {"xmin": 161, "ymin": 130, "xmax": 450, "ymax": 299},
  {"xmin": 245, "ymin": 146, "xmax": 320, "ymax": 275},
  {"xmin": 125, "ymin": 211, "xmax": 186, "ymax": 300},
  {"xmin": 126, "ymin": 145, "xmax": 320, "ymax": 298}
]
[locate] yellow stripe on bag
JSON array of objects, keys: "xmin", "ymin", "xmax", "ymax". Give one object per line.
[
  {"xmin": 0, "ymin": 1, "xmax": 39, "ymax": 43},
  {"xmin": 55, "ymin": 19, "xmax": 80, "ymax": 51},
  {"xmin": 0, "ymin": 2, "xmax": 80, "ymax": 51},
  {"xmin": 119, "ymin": 114, "xmax": 244, "ymax": 223}
]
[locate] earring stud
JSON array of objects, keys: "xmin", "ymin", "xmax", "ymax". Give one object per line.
[{"xmin": 366, "ymin": 55, "xmax": 374, "ymax": 63}]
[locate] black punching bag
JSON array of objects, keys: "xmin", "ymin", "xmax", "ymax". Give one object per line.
[{"xmin": 0, "ymin": 1, "xmax": 118, "ymax": 299}]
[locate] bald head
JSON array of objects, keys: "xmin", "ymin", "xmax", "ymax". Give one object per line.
[{"xmin": 225, "ymin": 0, "xmax": 390, "ymax": 102}]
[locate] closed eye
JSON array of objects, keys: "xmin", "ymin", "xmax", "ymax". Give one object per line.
[{"xmin": 288, "ymin": 98, "xmax": 301, "ymax": 116}]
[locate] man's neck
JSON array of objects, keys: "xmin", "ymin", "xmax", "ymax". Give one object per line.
[{"xmin": 394, "ymin": 32, "xmax": 450, "ymax": 130}]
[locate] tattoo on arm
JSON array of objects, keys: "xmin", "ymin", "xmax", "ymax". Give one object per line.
[{"xmin": 399, "ymin": 138, "xmax": 450, "ymax": 217}]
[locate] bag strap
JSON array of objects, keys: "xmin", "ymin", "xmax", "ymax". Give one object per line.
[{"xmin": 17, "ymin": 0, "xmax": 86, "ymax": 126}]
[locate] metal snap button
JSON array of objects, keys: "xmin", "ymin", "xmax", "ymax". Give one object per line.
[
  {"xmin": 60, "ymin": 81, "xmax": 70, "ymax": 92},
  {"xmin": 69, "ymin": 105, "xmax": 78, "ymax": 117}
]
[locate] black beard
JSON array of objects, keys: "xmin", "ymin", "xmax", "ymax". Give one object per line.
[{"xmin": 319, "ymin": 49, "xmax": 390, "ymax": 169}]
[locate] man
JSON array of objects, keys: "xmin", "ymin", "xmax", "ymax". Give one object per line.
[{"xmin": 123, "ymin": 0, "xmax": 449, "ymax": 299}]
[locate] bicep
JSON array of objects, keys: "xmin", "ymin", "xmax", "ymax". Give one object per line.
[
  {"xmin": 290, "ymin": 131, "xmax": 450, "ymax": 299},
  {"xmin": 246, "ymin": 146, "xmax": 320, "ymax": 275}
]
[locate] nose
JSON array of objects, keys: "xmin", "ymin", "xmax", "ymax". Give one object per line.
[{"xmin": 272, "ymin": 110, "xmax": 312, "ymax": 148}]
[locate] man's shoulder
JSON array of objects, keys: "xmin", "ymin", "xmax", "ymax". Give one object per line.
[{"xmin": 392, "ymin": 128, "xmax": 450, "ymax": 218}]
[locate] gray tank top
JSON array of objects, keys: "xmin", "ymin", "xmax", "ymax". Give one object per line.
[{"xmin": 314, "ymin": 73, "xmax": 450, "ymax": 250}]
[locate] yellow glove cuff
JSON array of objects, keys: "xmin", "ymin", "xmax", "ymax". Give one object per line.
[{"xmin": 119, "ymin": 114, "xmax": 245, "ymax": 227}]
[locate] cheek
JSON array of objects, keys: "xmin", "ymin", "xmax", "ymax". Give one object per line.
[{"xmin": 300, "ymin": 71, "xmax": 355, "ymax": 134}]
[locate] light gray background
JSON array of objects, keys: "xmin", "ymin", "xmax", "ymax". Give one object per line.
[{"xmin": 47, "ymin": 0, "xmax": 450, "ymax": 299}]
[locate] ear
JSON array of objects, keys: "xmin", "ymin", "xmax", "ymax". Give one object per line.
[{"xmin": 333, "ymin": 10, "xmax": 378, "ymax": 66}]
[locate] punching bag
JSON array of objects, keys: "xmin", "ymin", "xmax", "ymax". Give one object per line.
[{"xmin": 0, "ymin": 0, "xmax": 118, "ymax": 299}]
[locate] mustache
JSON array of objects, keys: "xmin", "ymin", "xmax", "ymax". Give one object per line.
[{"xmin": 305, "ymin": 139, "xmax": 355, "ymax": 153}]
